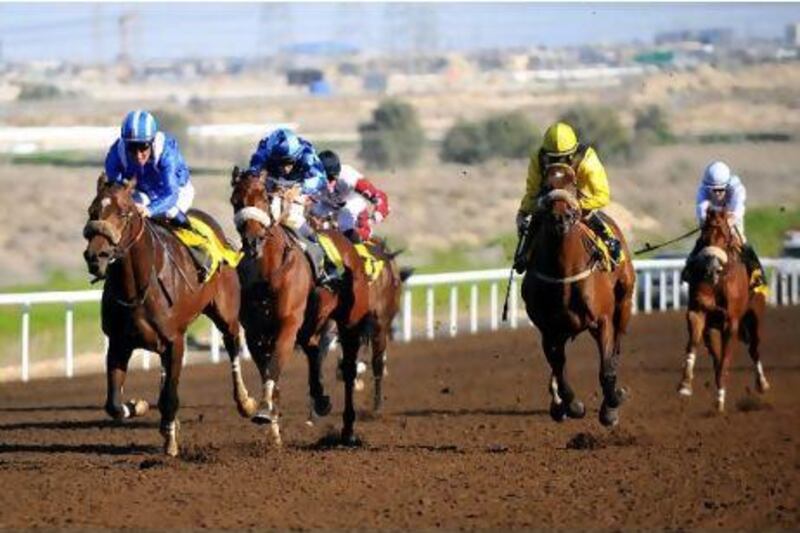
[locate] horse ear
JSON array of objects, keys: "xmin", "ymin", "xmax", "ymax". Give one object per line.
[
  {"xmin": 96, "ymin": 173, "xmax": 108, "ymax": 193},
  {"xmin": 124, "ymin": 178, "xmax": 137, "ymax": 192},
  {"xmin": 231, "ymin": 166, "xmax": 241, "ymax": 186},
  {"xmin": 258, "ymin": 169, "xmax": 268, "ymax": 184}
]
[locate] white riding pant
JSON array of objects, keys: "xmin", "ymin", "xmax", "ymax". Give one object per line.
[
  {"xmin": 337, "ymin": 194, "xmax": 370, "ymax": 233},
  {"xmin": 136, "ymin": 182, "xmax": 195, "ymax": 219}
]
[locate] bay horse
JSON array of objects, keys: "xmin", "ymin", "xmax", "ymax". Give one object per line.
[
  {"xmin": 521, "ymin": 163, "xmax": 635, "ymax": 426},
  {"xmin": 230, "ymin": 168, "xmax": 371, "ymax": 445},
  {"xmin": 82, "ymin": 174, "xmax": 257, "ymax": 456},
  {"xmin": 677, "ymin": 209, "xmax": 769, "ymax": 411}
]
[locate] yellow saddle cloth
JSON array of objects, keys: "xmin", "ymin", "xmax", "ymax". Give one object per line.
[
  {"xmin": 583, "ymin": 220, "xmax": 626, "ymax": 272},
  {"xmin": 173, "ymin": 216, "xmax": 243, "ymax": 281},
  {"xmin": 316, "ymin": 234, "xmax": 385, "ymax": 282}
]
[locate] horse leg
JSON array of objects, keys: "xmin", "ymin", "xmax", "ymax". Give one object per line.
[
  {"xmin": 300, "ymin": 341, "xmax": 332, "ymax": 424},
  {"xmin": 744, "ymin": 310, "xmax": 770, "ymax": 393},
  {"xmin": 542, "ymin": 334, "xmax": 584, "ymax": 422},
  {"xmin": 104, "ymin": 340, "xmax": 149, "ymax": 421},
  {"xmin": 338, "ymin": 326, "xmax": 363, "ymax": 446},
  {"xmin": 715, "ymin": 321, "xmax": 738, "ymax": 413},
  {"xmin": 157, "ymin": 336, "xmax": 185, "ymax": 457},
  {"xmin": 205, "ymin": 305, "xmax": 258, "ymax": 418},
  {"xmin": 252, "ymin": 318, "xmax": 301, "ymax": 447},
  {"xmin": 678, "ymin": 310, "xmax": 706, "ymax": 397},
  {"xmin": 593, "ymin": 317, "xmax": 626, "ymax": 427},
  {"xmin": 706, "ymin": 326, "xmax": 724, "ymax": 413},
  {"xmin": 370, "ymin": 322, "xmax": 389, "ymax": 413}
]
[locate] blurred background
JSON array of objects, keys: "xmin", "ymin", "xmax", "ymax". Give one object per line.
[{"xmin": 1, "ymin": 2, "xmax": 799, "ymax": 285}]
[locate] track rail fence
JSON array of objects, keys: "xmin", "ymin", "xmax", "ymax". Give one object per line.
[{"xmin": 1, "ymin": 258, "xmax": 799, "ymax": 382}]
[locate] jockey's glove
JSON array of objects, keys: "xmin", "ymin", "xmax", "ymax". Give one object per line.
[{"xmin": 372, "ymin": 212, "xmax": 384, "ymax": 223}]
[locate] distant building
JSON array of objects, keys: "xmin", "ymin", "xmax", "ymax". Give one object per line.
[
  {"xmin": 655, "ymin": 27, "xmax": 733, "ymax": 46},
  {"xmin": 787, "ymin": 23, "xmax": 800, "ymax": 47}
]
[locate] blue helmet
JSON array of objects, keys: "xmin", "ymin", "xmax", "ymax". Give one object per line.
[
  {"xmin": 265, "ymin": 128, "xmax": 303, "ymax": 162},
  {"xmin": 121, "ymin": 110, "xmax": 158, "ymax": 143}
]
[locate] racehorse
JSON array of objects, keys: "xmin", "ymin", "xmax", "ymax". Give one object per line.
[
  {"xmin": 677, "ymin": 208, "xmax": 769, "ymax": 411},
  {"xmin": 230, "ymin": 167, "xmax": 370, "ymax": 445},
  {"xmin": 521, "ymin": 163, "xmax": 635, "ymax": 426},
  {"xmin": 83, "ymin": 175, "xmax": 257, "ymax": 456}
]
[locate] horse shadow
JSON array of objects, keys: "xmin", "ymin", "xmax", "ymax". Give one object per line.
[
  {"xmin": 397, "ymin": 407, "xmax": 549, "ymax": 418},
  {"xmin": 0, "ymin": 442, "xmax": 159, "ymax": 456},
  {"xmin": 0, "ymin": 419, "xmax": 158, "ymax": 431}
]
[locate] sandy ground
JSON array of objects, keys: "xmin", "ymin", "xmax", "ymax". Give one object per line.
[{"xmin": 0, "ymin": 307, "xmax": 798, "ymax": 529}]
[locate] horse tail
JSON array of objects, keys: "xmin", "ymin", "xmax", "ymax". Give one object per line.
[{"xmin": 399, "ymin": 267, "xmax": 415, "ymax": 283}]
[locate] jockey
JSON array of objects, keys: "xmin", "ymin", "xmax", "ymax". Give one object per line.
[
  {"xmin": 318, "ymin": 150, "xmax": 390, "ymax": 243},
  {"xmin": 247, "ymin": 127, "xmax": 340, "ymax": 285},
  {"xmin": 104, "ymin": 110, "xmax": 193, "ymax": 228},
  {"xmin": 514, "ymin": 121, "xmax": 621, "ymax": 273},
  {"xmin": 686, "ymin": 161, "xmax": 766, "ymax": 290}
]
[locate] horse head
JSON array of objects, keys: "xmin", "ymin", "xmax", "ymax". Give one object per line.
[
  {"xmin": 230, "ymin": 167, "xmax": 293, "ymax": 256},
  {"xmin": 538, "ymin": 164, "xmax": 581, "ymax": 236},
  {"xmin": 695, "ymin": 209, "xmax": 735, "ymax": 284},
  {"xmin": 82, "ymin": 174, "xmax": 142, "ymax": 279}
]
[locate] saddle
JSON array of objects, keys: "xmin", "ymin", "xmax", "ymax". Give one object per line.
[
  {"xmin": 171, "ymin": 215, "xmax": 242, "ymax": 282},
  {"xmin": 580, "ymin": 213, "xmax": 626, "ymax": 272}
]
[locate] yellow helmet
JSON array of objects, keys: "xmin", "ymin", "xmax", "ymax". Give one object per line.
[{"xmin": 542, "ymin": 122, "xmax": 578, "ymax": 156}]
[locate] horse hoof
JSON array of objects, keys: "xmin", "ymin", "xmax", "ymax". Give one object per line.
[
  {"xmin": 251, "ymin": 410, "xmax": 273, "ymax": 426},
  {"xmin": 314, "ymin": 395, "xmax": 332, "ymax": 417},
  {"xmin": 549, "ymin": 401, "xmax": 567, "ymax": 422},
  {"xmin": 340, "ymin": 431, "xmax": 361, "ymax": 447},
  {"xmin": 164, "ymin": 441, "xmax": 179, "ymax": 457},
  {"xmin": 677, "ymin": 384, "xmax": 693, "ymax": 397},
  {"xmin": 237, "ymin": 397, "xmax": 259, "ymax": 418},
  {"xmin": 126, "ymin": 399, "xmax": 150, "ymax": 417},
  {"xmin": 355, "ymin": 378, "xmax": 365, "ymax": 392},
  {"xmin": 599, "ymin": 402, "xmax": 620, "ymax": 427},
  {"xmin": 756, "ymin": 378, "xmax": 770, "ymax": 394},
  {"xmin": 566, "ymin": 400, "xmax": 586, "ymax": 419}
]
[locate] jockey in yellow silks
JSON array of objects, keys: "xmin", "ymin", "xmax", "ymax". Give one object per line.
[{"xmin": 514, "ymin": 122, "xmax": 621, "ymax": 273}]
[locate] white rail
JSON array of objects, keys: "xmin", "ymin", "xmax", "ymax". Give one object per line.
[{"xmin": 1, "ymin": 258, "xmax": 799, "ymax": 382}]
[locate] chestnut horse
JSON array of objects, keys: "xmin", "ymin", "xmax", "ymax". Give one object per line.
[
  {"xmin": 322, "ymin": 241, "xmax": 412, "ymax": 412},
  {"xmin": 83, "ymin": 175, "xmax": 257, "ymax": 456},
  {"xmin": 677, "ymin": 209, "xmax": 769, "ymax": 411},
  {"xmin": 521, "ymin": 164, "xmax": 635, "ymax": 427},
  {"xmin": 230, "ymin": 168, "xmax": 370, "ymax": 445}
]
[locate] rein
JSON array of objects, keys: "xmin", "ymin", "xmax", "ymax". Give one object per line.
[{"xmin": 634, "ymin": 227, "xmax": 700, "ymax": 256}]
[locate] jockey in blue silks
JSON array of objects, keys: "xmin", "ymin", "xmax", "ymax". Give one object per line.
[
  {"xmin": 104, "ymin": 110, "xmax": 193, "ymax": 227},
  {"xmin": 247, "ymin": 127, "xmax": 340, "ymax": 285}
]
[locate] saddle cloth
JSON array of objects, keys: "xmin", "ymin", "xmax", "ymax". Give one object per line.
[
  {"xmin": 316, "ymin": 234, "xmax": 385, "ymax": 282},
  {"xmin": 583, "ymin": 217, "xmax": 626, "ymax": 272},
  {"xmin": 173, "ymin": 215, "xmax": 242, "ymax": 281}
]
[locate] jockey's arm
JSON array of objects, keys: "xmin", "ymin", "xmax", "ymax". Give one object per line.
[
  {"xmin": 576, "ymin": 147, "xmax": 610, "ymax": 212},
  {"xmin": 695, "ymin": 184, "xmax": 712, "ymax": 225},
  {"xmin": 518, "ymin": 155, "xmax": 543, "ymax": 215},
  {"xmin": 247, "ymin": 138, "xmax": 269, "ymax": 174},
  {"xmin": 355, "ymin": 178, "xmax": 390, "ymax": 218},
  {"xmin": 727, "ymin": 178, "xmax": 746, "ymax": 229},
  {"xmin": 146, "ymin": 144, "xmax": 184, "ymax": 217}
]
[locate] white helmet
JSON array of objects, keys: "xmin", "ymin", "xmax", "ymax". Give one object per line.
[{"xmin": 702, "ymin": 161, "xmax": 732, "ymax": 190}]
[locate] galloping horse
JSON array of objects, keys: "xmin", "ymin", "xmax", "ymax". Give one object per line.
[
  {"xmin": 521, "ymin": 164, "xmax": 635, "ymax": 426},
  {"xmin": 83, "ymin": 175, "xmax": 257, "ymax": 456},
  {"xmin": 677, "ymin": 209, "xmax": 769, "ymax": 411},
  {"xmin": 230, "ymin": 168, "xmax": 370, "ymax": 445}
]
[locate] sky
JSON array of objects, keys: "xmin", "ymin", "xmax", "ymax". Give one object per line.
[{"xmin": 0, "ymin": 2, "xmax": 798, "ymax": 63}]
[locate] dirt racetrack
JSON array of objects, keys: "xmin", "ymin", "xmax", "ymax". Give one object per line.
[{"xmin": 1, "ymin": 308, "xmax": 798, "ymax": 529}]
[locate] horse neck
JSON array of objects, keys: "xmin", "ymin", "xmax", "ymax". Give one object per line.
[
  {"xmin": 533, "ymin": 223, "xmax": 589, "ymax": 276},
  {"xmin": 116, "ymin": 218, "xmax": 156, "ymax": 298},
  {"xmin": 259, "ymin": 226, "xmax": 304, "ymax": 284}
]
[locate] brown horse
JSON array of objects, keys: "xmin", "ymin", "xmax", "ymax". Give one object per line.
[
  {"xmin": 321, "ymin": 240, "xmax": 412, "ymax": 412},
  {"xmin": 82, "ymin": 175, "xmax": 257, "ymax": 456},
  {"xmin": 677, "ymin": 209, "xmax": 769, "ymax": 411},
  {"xmin": 521, "ymin": 164, "xmax": 635, "ymax": 426},
  {"xmin": 230, "ymin": 168, "xmax": 371, "ymax": 445}
]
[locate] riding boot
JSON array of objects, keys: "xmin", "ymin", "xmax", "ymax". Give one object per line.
[
  {"xmin": 741, "ymin": 243, "xmax": 767, "ymax": 290},
  {"xmin": 296, "ymin": 224, "xmax": 341, "ymax": 288},
  {"xmin": 344, "ymin": 229, "xmax": 363, "ymax": 244},
  {"xmin": 681, "ymin": 238, "xmax": 704, "ymax": 283},
  {"xmin": 586, "ymin": 212, "xmax": 622, "ymax": 266},
  {"xmin": 513, "ymin": 216, "xmax": 536, "ymax": 274}
]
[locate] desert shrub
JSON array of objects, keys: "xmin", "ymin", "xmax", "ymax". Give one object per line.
[
  {"xmin": 440, "ymin": 112, "xmax": 540, "ymax": 164},
  {"xmin": 559, "ymin": 105, "xmax": 632, "ymax": 162},
  {"xmin": 440, "ymin": 120, "xmax": 492, "ymax": 164},
  {"xmin": 358, "ymin": 99, "xmax": 425, "ymax": 169},
  {"xmin": 153, "ymin": 109, "xmax": 190, "ymax": 150},
  {"xmin": 17, "ymin": 83, "xmax": 62, "ymax": 101},
  {"xmin": 634, "ymin": 105, "xmax": 673, "ymax": 144}
]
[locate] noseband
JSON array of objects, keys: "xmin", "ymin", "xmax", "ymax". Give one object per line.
[{"xmin": 83, "ymin": 210, "xmax": 145, "ymax": 261}]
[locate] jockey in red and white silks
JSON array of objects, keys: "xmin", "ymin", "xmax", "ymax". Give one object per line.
[{"xmin": 318, "ymin": 150, "xmax": 390, "ymax": 243}]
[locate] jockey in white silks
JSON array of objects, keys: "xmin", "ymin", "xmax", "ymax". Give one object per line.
[{"xmin": 686, "ymin": 160, "xmax": 766, "ymax": 290}]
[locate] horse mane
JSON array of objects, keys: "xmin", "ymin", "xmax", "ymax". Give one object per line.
[{"xmin": 540, "ymin": 189, "xmax": 580, "ymax": 210}]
